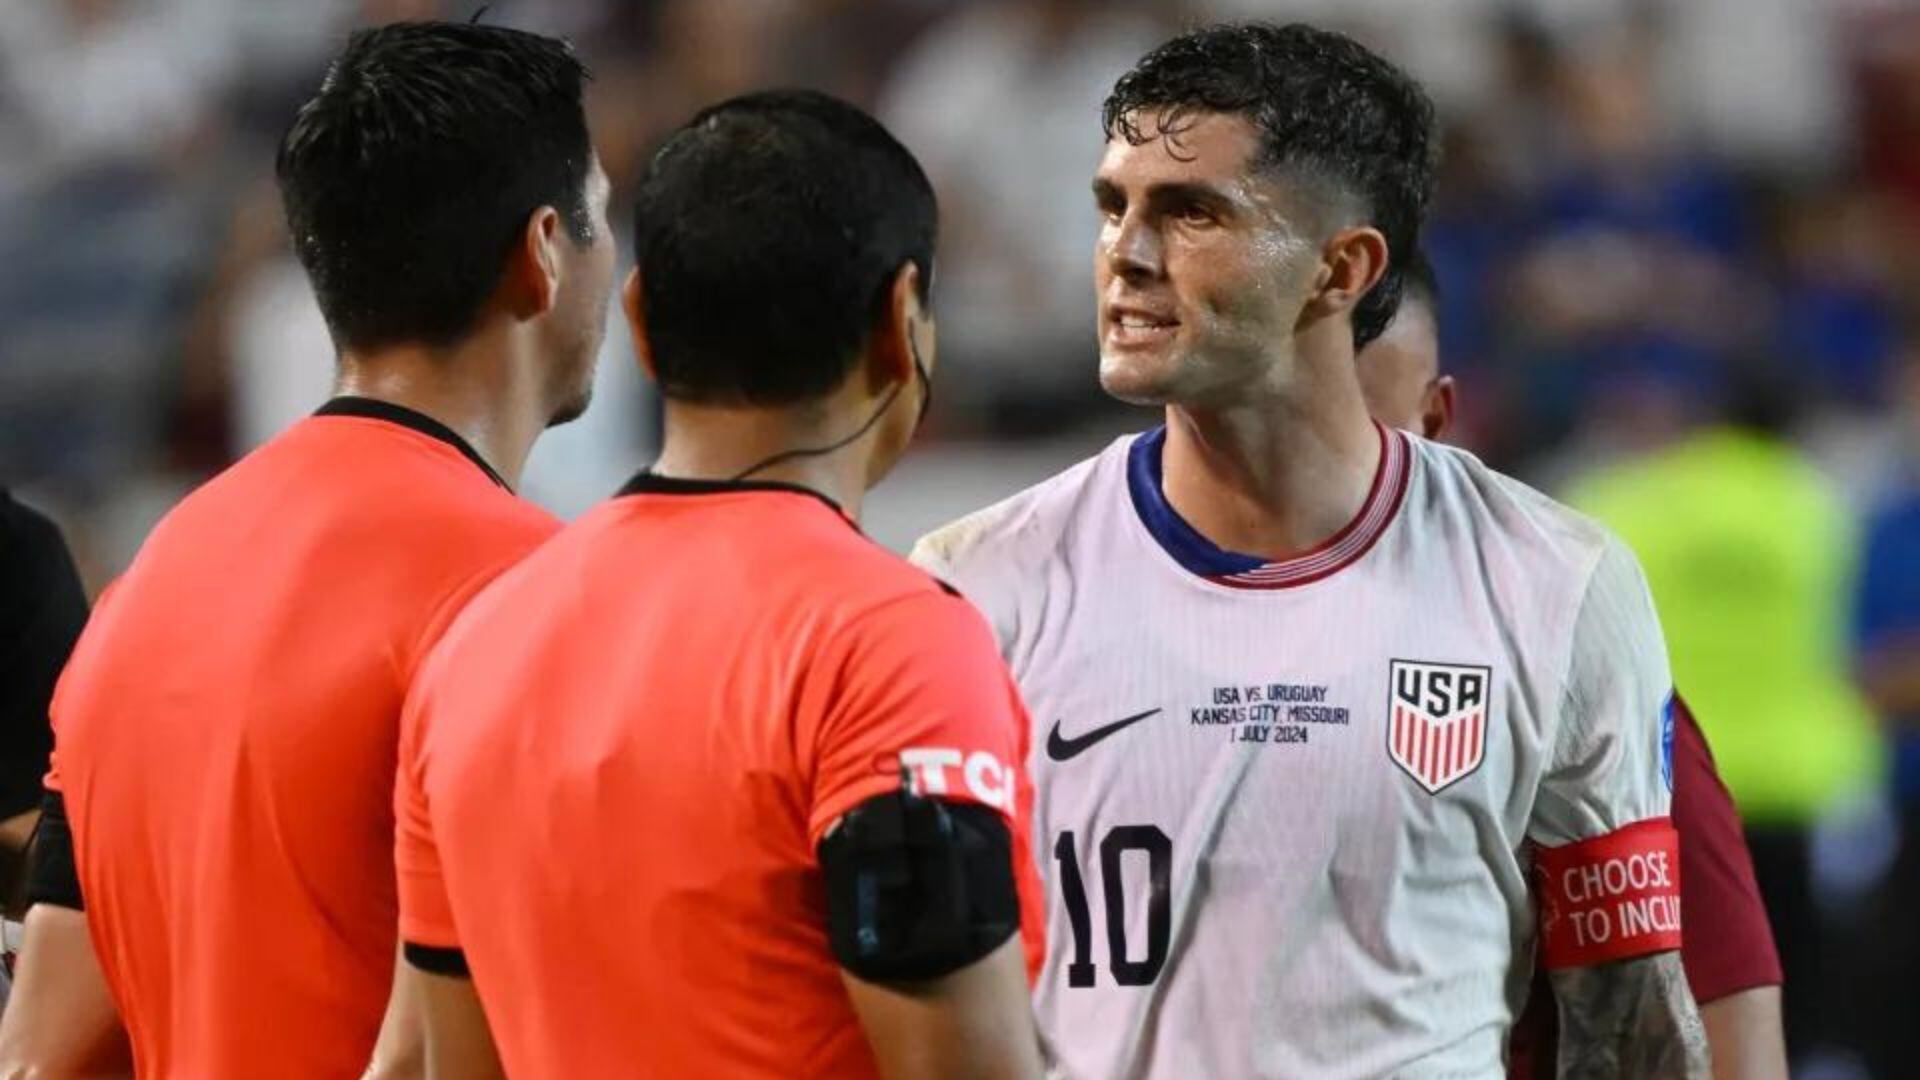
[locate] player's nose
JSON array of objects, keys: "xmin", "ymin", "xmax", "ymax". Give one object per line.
[{"xmin": 1102, "ymin": 215, "xmax": 1164, "ymax": 284}]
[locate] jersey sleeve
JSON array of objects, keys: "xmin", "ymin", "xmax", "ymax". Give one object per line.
[
  {"xmin": 908, "ymin": 525, "xmax": 1021, "ymax": 659},
  {"xmin": 1529, "ymin": 536, "xmax": 1682, "ymax": 969},
  {"xmin": 394, "ymin": 678, "xmax": 458, "ymax": 950},
  {"xmin": 806, "ymin": 589, "xmax": 1044, "ymax": 980},
  {"xmin": 1669, "ymin": 694, "xmax": 1782, "ymax": 1000},
  {"xmin": 397, "ymin": 525, "xmax": 552, "ymax": 686}
]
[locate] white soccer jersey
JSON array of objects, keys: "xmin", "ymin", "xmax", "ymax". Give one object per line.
[{"xmin": 912, "ymin": 423, "xmax": 1679, "ymax": 1080}]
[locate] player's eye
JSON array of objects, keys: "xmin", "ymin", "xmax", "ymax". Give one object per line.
[{"xmin": 1174, "ymin": 202, "xmax": 1217, "ymax": 227}]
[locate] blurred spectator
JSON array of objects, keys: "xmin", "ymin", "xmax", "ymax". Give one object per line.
[
  {"xmin": 879, "ymin": 0, "xmax": 1165, "ymax": 433},
  {"xmin": 0, "ymin": 0, "xmax": 232, "ymax": 193},
  {"xmin": 0, "ymin": 0, "xmax": 243, "ymax": 518},
  {"xmin": 1764, "ymin": 180, "xmax": 1902, "ymax": 411},
  {"xmin": 1851, "ymin": 338, "xmax": 1920, "ymax": 1078},
  {"xmin": 1566, "ymin": 359, "xmax": 1880, "ymax": 1068}
]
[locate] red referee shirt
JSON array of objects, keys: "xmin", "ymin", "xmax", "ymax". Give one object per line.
[
  {"xmin": 396, "ymin": 473, "xmax": 1045, "ymax": 1078},
  {"xmin": 47, "ymin": 398, "xmax": 559, "ymax": 1078}
]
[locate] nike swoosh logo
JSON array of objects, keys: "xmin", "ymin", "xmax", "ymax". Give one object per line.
[{"xmin": 1046, "ymin": 709, "xmax": 1162, "ymax": 763}]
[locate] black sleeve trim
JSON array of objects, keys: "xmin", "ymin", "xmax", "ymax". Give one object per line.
[
  {"xmin": 403, "ymin": 941, "xmax": 471, "ymax": 977},
  {"xmin": 26, "ymin": 790, "xmax": 82, "ymax": 911}
]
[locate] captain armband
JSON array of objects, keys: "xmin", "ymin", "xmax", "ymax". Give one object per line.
[
  {"xmin": 1534, "ymin": 817, "xmax": 1682, "ymax": 969},
  {"xmin": 818, "ymin": 785, "xmax": 1019, "ymax": 982}
]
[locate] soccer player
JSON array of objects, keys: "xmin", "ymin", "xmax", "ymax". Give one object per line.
[
  {"xmin": 913, "ymin": 23, "xmax": 1709, "ymax": 1078},
  {"xmin": 1359, "ymin": 258, "xmax": 1787, "ymax": 1079},
  {"xmin": 0, "ymin": 23, "xmax": 611, "ymax": 1077},
  {"xmin": 391, "ymin": 90, "xmax": 1044, "ymax": 1078}
]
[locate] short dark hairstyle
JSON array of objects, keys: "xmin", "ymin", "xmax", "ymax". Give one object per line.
[
  {"xmin": 277, "ymin": 22, "xmax": 593, "ymax": 352},
  {"xmin": 632, "ymin": 89, "xmax": 937, "ymax": 406},
  {"xmin": 1102, "ymin": 22, "xmax": 1439, "ymax": 351}
]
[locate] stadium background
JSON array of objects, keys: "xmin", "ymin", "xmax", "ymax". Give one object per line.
[{"xmin": 2, "ymin": 0, "xmax": 1917, "ymax": 1075}]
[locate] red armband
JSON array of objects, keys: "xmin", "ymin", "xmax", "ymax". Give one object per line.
[{"xmin": 1534, "ymin": 817, "xmax": 1682, "ymax": 969}]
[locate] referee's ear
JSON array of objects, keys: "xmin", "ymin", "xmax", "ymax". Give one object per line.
[
  {"xmin": 505, "ymin": 205, "xmax": 566, "ymax": 321},
  {"xmin": 865, "ymin": 261, "xmax": 927, "ymax": 396},
  {"xmin": 622, "ymin": 267, "xmax": 656, "ymax": 382}
]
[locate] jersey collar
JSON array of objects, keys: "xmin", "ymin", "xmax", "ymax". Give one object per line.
[
  {"xmin": 616, "ymin": 471, "xmax": 849, "ymax": 522},
  {"xmin": 1126, "ymin": 420, "xmax": 1411, "ymax": 590},
  {"xmin": 313, "ymin": 397, "xmax": 510, "ymax": 492}
]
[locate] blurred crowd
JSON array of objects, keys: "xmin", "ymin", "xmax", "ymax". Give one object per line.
[{"xmin": 4, "ymin": 0, "xmax": 1920, "ymax": 1074}]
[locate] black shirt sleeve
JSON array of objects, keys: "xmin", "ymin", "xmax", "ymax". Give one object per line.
[
  {"xmin": 0, "ymin": 490, "xmax": 89, "ymax": 820},
  {"xmin": 403, "ymin": 942, "xmax": 470, "ymax": 977}
]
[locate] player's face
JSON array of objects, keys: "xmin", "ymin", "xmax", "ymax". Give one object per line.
[
  {"xmin": 1355, "ymin": 297, "xmax": 1455, "ymax": 441},
  {"xmin": 545, "ymin": 156, "xmax": 617, "ymax": 427},
  {"xmin": 1092, "ymin": 111, "xmax": 1323, "ymax": 407},
  {"xmin": 1357, "ymin": 300, "xmax": 1437, "ymax": 431},
  {"xmin": 1355, "ymin": 297, "xmax": 1456, "ymax": 440}
]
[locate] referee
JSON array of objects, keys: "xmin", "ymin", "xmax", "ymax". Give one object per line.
[
  {"xmin": 0, "ymin": 22, "xmax": 611, "ymax": 1077},
  {"xmin": 392, "ymin": 91, "xmax": 1044, "ymax": 1078}
]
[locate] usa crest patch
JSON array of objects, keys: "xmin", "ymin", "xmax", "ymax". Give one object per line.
[{"xmin": 1388, "ymin": 660, "xmax": 1492, "ymax": 794}]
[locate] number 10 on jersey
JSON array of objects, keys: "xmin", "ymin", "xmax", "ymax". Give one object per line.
[{"xmin": 1053, "ymin": 826, "xmax": 1172, "ymax": 987}]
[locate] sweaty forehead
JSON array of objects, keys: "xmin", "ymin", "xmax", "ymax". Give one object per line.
[
  {"xmin": 1096, "ymin": 110, "xmax": 1262, "ymax": 190},
  {"xmin": 1094, "ymin": 109, "xmax": 1338, "ymax": 234}
]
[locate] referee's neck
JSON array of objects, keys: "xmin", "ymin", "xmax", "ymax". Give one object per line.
[
  {"xmin": 651, "ymin": 402, "xmax": 877, "ymax": 523},
  {"xmin": 331, "ymin": 345, "xmax": 549, "ymax": 492}
]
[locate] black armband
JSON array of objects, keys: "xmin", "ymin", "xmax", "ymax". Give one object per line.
[
  {"xmin": 26, "ymin": 790, "xmax": 82, "ymax": 911},
  {"xmin": 819, "ymin": 787, "xmax": 1019, "ymax": 982},
  {"xmin": 403, "ymin": 942, "xmax": 470, "ymax": 977}
]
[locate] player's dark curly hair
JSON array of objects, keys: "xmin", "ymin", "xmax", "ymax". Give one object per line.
[{"xmin": 1102, "ymin": 22, "xmax": 1439, "ymax": 351}]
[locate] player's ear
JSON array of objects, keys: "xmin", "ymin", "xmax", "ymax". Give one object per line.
[
  {"xmin": 621, "ymin": 267, "xmax": 657, "ymax": 381},
  {"xmin": 1304, "ymin": 226, "xmax": 1389, "ymax": 324},
  {"xmin": 864, "ymin": 260, "xmax": 925, "ymax": 396},
  {"xmin": 505, "ymin": 205, "xmax": 565, "ymax": 321},
  {"xmin": 1422, "ymin": 374, "xmax": 1457, "ymax": 441}
]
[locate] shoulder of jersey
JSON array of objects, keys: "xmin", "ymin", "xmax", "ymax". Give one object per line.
[
  {"xmin": 1407, "ymin": 433, "xmax": 1620, "ymax": 573},
  {"xmin": 912, "ymin": 440, "xmax": 1118, "ymax": 585},
  {"xmin": 381, "ymin": 462, "xmax": 561, "ymax": 550}
]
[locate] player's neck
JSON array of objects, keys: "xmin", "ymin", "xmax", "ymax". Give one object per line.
[
  {"xmin": 332, "ymin": 338, "xmax": 550, "ymax": 491},
  {"xmin": 1159, "ymin": 369, "xmax": 1381, "ymax": 561},
  {"xmin": 651, "ymin": 401, "xmax": 875, "ymax": 523}
]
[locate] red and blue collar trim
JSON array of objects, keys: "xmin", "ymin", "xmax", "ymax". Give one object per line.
[{"xmin": 1125, "ymin": 421, "xmax": 1411, "ymax": 590}]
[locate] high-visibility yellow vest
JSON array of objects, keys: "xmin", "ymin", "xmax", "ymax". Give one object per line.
[{"xmin": 1568, "ymin": 428, "xmax": 1879, "ymax": 826}]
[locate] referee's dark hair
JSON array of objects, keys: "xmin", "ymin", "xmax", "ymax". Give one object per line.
[
  {"xmin": 277, "ymin": 21, "xmax": 594, "ymax": 352},
  {"xmin": 631, "ymin": 89, "xmax": 937, "ymax": 406}
]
